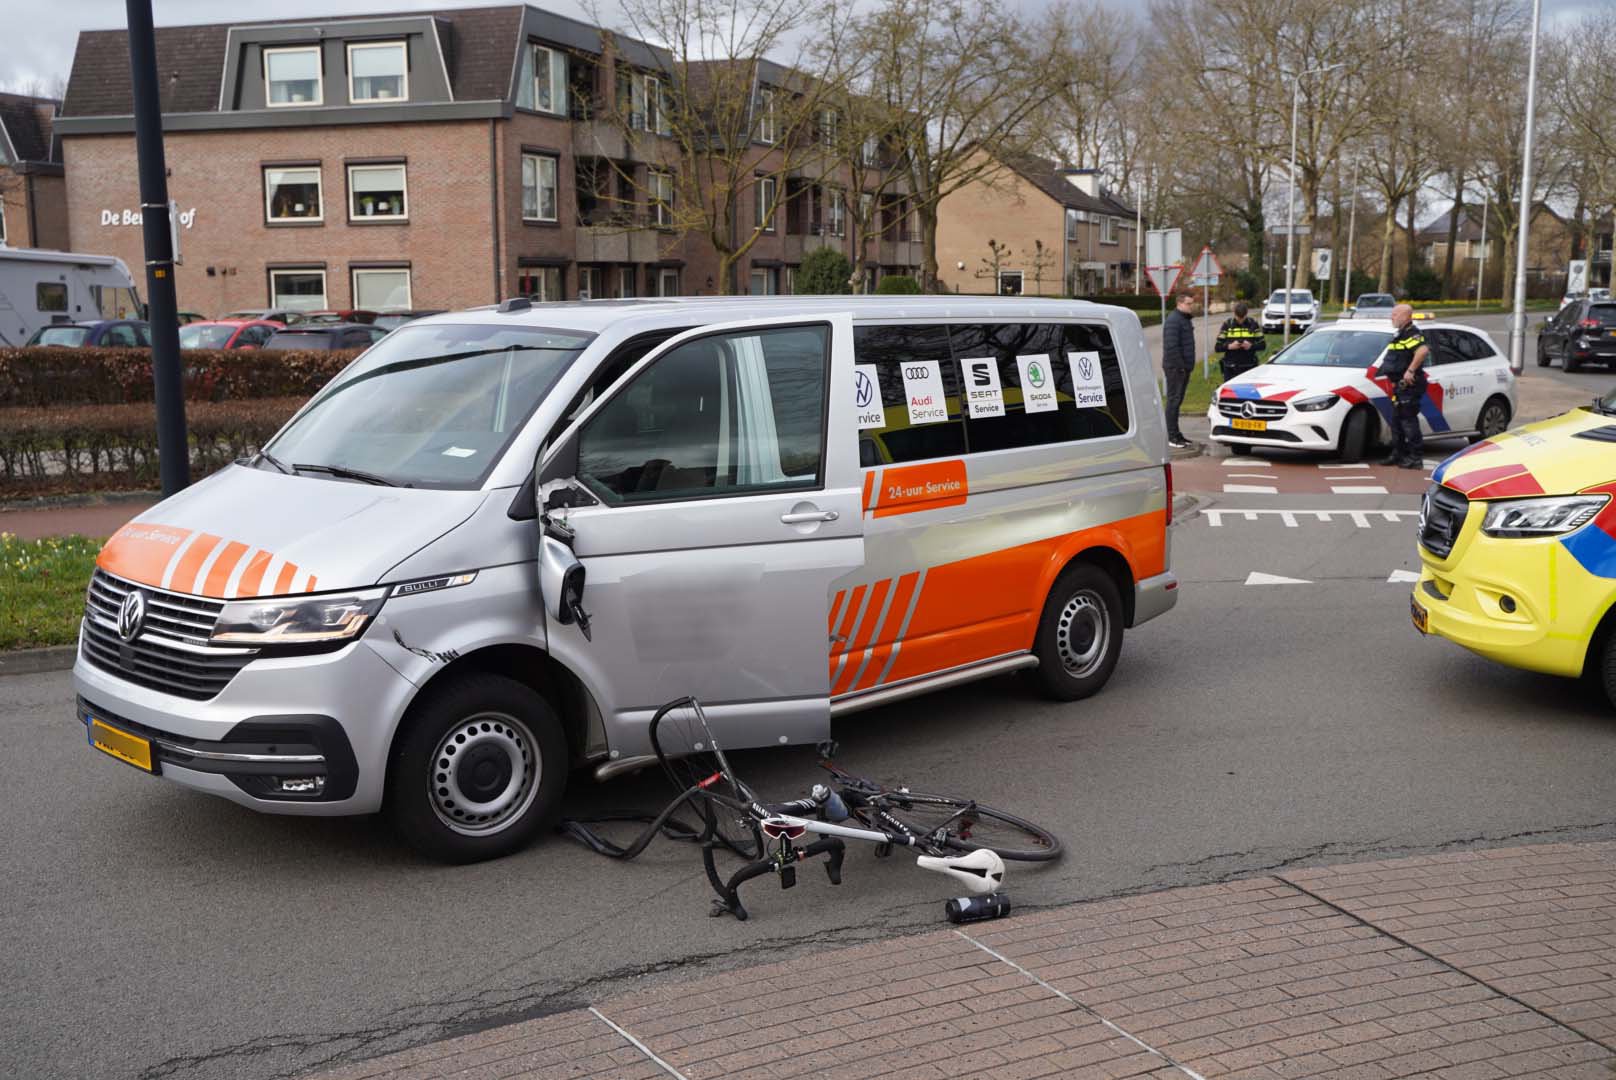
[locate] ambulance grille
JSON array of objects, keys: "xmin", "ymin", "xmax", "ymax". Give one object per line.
[
  {"xmin": 80, "ymin": 571, "xmax": 256, "ymax": 701},
  {"xmin": 1419, "ymin": 486, "xmax": 1470, "ymax": 560}
]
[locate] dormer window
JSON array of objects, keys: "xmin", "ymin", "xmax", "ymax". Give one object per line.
[
  {"xmin": 348, "ymin": 42, "xmax": 407, "ymax": 103},
  {"xmin": 531, "ymin": 44, "xmax": 566, "ymax": 115},
  {"xmin": 757, "ymin": 88, "xmax": 777, "ymax": 144},
  {"xmin": 265, "ymin": 46, "xmax": 323, "ymax": 107}
]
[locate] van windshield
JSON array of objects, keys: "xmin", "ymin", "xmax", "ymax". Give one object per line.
[
  {"xmin": 1269, "ymin": 329, "xmax": 1391, "ymax": 367},
  {"xmin": 264, "ymin": 323, "xmax": 593, "ymax": 489}
]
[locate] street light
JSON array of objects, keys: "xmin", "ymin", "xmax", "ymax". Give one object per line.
[
  {"xmin": 1283, "ymin": 61, "xmax": 1345, "ymax": 346},
  {"xmin": 1508, "ymin": 0, "xmax": 1543, "ymax": 374}
]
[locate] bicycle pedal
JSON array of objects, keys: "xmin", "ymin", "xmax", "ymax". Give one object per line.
[{"xmin": 779, "ymin": 865, "xmax": 797, "ymax": 890}]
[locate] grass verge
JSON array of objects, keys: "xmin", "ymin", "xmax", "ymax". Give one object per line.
[{"xmin": 1, "ymin": 533, "xmax": 99, "ymax": 650}]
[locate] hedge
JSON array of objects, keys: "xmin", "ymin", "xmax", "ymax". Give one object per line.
[
  {"xmin": 0, "ymin": 347, "xmax": 357, "ymax": 407},
  {"xmin": 0, "ymin": 397, "xmax": 303, "ymax": 500}
]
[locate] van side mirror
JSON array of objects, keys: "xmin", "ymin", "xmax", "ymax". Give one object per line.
[{"xmin": 539, "ymin": 533, "xmax": 591, "ymax": 640}]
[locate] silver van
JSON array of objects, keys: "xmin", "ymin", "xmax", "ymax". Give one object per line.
[{"xmin": 76, "ymin": 297, "xmax": 1178, "ymax": 861}]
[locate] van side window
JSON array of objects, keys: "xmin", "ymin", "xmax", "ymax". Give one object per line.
[
  {"xmin": 1061, "ymin": 323, "xmax": 1131, "ymax": 438},
  {"xmin": 852, "ymin": 324, "xmax": 966, "ymax": 466},
  {"xmin": 37, "ymin": 283, "xmax": 68, "ymax": 312},
  {"xmin": 577, "ymin": 324, "xmax": 828, "ymax": 504}
]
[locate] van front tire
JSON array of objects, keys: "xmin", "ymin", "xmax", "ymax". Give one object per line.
[
  {"xmin": 386, "ymin": 673, "xmax": 567, "ymax": 863},
  {"xmin": 1025, "ymin": 564, "xmax": 1124, "ymax": 701}
]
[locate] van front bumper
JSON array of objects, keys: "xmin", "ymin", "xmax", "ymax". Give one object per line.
[{"xmin": 72, "ymin": 631, "xmax": 414, "ymax": 815}]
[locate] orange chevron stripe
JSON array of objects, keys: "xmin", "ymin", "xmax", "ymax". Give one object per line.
[
  {"xmin": 855, "ymin": 570, "xmax": 920, "ymax": 691},
  {"xmin": 202, "ymin": 541, "xmax": 250, "ymax": 598},
  {"xmin": 170, "ymin": 533, "xmax": 222, "ymax": 594},
  {"xmin": 96, "ymin": 523, "xmax": 192, "ymax": 586},
  {"xmin": 305, "ymin": 575, "xmax": 318, "ymax": 593},
  {"xmin": 272, "ymin": 562, "xmax": 300, "ymax": 595},
  {"xmin": 832, "ymin": 578, "xmax": 891, "ymax": 695},
  {"xmin": 832, "ymin": 584, "xmax": 867, "ymax": 656},
  {"xmin": 236, "ymin": 550, "xmax": 273, "ymax": 598}
]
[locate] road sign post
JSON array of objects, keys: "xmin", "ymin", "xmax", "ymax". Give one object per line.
[
  {"xmin": 1188, "ymin": 247, "xmax": 1223, "ymax": 379},
  {"xmin": 1144, "ymin": 228, "xmax": 1184, "ymax": 349}
]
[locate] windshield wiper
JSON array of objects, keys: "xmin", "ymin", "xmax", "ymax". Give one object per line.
[
  {"xmin": 293, "ymin": 463, "xmax": 405, "ymax": 487},
  {"xmin": 252, "ymin": 448, "xmax": 294, "ymax": 475}
]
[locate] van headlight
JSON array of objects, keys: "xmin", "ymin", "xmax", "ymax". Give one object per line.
[
  {"xmin": 1480, "ymin": 495, "xmax": 1609, "ymax": 538},
  {"xmin": 1293, "ymin": 394, "xmax": 1339, "ymax": 412},
  {"xmin": 211, "ymin": 588, "xmax": 387, "ymax": 645}
]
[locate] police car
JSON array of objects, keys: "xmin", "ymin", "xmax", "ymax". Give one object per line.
[
  {"xmin": 1260, "ymin": 289, "xmax": 1318, "ymax": 332},
  {"xmin": 1207, "ymin": 319, "xmax": 1518, "ymax": 461}
]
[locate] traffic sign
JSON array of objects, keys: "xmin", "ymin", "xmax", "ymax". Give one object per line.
[
  {"xmin": 1311, "ymin": 248, "xmax": 1332, "ymax": 279},
  {"xmin": 1145, "ymin": 228, "xmax": 1182, "ymax": 270},
  {"xmin": 1268, "ymin": 224, "xmax": 1312, "ymax": 236},
  {"xmin": 1187, "ymin": 246, "xmax": 1222, "ymax": 287},
  {"xmin": 1145, "ymin": 265, "xmax": 1182, "ymax": 296}
]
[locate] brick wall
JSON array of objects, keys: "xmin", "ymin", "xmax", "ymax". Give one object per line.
[
  {"xmin": 936, "ymin": 156, "xmax": 1060, "ymax": 295},
  {"xmin": 63, "ymin": 121, "xmax": 494, "ymax": 316},
  {"xmin": 1, "ymin": 167, "xmax": 70, "ymax": 250}
]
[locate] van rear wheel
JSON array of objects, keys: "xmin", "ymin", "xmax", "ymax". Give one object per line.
[
  {"xmin": 1025, "ymin": 563, "xmax": 1124, "ymax": 701},
  {"xmin": 387, "ymin": 673, "xmax": 567, "ymax": 863}
]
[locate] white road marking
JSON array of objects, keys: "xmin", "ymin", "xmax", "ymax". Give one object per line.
[
  {"xmin": 1221, "ymin": 457, "xmax": 1268, "ymax": 467},
  {"xmin": 1202, "ymin": 508, "xmax": 1419, "ymax": 528},
  {"xmin": 1246, "ymin": 571, "xmax": 1312, "ymax": 585},
  {"xmin": 1223, "ymin": 484, "xmax": 1278, "ymax": 494},
  {"xmin": 1319, "ymin": 463, "xmax": 1371, "ymax": 470},
  {"xmin": 1329, "ymin": 484, "xmax": 1389, "ymax": 495},
  {"xmin": 1387, "ymin": 569, "xmax": 1421, "ymax": 583},
  {"xmin": 1226, "ymin": 473, "xmax": 1279, "ymax": 479}
]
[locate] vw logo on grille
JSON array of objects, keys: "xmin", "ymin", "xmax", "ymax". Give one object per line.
[
  {"xmin": 1241, "ymin": 400, "xmax": 1258, "ymax": 419},
  {"xmin": 117, "ymin": 590, "xmax": 147, "ymax": 643}
]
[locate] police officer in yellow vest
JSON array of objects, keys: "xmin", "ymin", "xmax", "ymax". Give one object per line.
[
  {"xmin": 1379, "ymin": 303, "xmax": 1430, "ymax": 469},
  {"xmin": 1214, "ymin": 302, "xmax": 1266, "ymax": 383}
]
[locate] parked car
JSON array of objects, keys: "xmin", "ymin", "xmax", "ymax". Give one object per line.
[
  {"xmin": 373, "ymin": 308, "xmax": 447, "ymax": 331},
  {"xmin": 304, "ymin": 309, "xmax": 379, "ymax": 325},
  {"xmin": 176, "ymin": 311, "xmax": 209, "ymax": 326},
  {"xmin": 1559, "ymin": 287, "xmax": 1611, "ymax": 309},
  {"xmin": 1208, "ymin": 318, "xmax": 1517, "ymax": 461},
  {"xmin": 1260, "ymin": 289, "xmax": 1318, "ymax": 332},
  {"xmin": 75, "ymin": 296, "xmax": 1177, "ymax": 862},
  {"xmin": 1345, "ymin": 293, "xmax": 1396, "ymax": 319},
  {"xmin": 220, "ymin": 307, "xmax": 308, "ymax": 325},
  {"xmin": 24, "ymin": 319, "xmax": 151, "ymax": 348},
  {"xmin": 262, "ymin": 323, "xmax": 388, "ymax": 351},
  {"xmin": 1537, "ymin": 298, "xmax": 1616, "ymax": 372},
  {"xmin": 178, "ymin": 319, "xmax": 283, "ymax": 350}
]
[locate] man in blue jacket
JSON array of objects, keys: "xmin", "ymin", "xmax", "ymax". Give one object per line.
[{"xmin": 1161, "ymin": 291, "xmax": 1198, "ymax": 449}]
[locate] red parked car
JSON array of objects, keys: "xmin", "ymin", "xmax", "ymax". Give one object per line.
[{"xmin": 177, "ymin": 319, "xmax": 283, "ymax": 350}]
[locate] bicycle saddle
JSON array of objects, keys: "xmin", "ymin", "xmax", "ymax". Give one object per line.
[{"xmin": 916, "ymin": 849, "xmax": 1005, "ymax": 895}]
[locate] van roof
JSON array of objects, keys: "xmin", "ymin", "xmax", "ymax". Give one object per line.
[
  {"xmin": 429, "ymin": 295, "xmax": 1135, "ymax": 336},
  {"xmin": 0, "ymin": 246, "xmax": 130, "ymax": 271}
]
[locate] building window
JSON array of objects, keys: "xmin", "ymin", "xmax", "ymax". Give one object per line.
[
  {"xmin": 347, "ymin": 42, "xmax": 407, "ymax": 102},
  {"xmin": 828, "ymin": 189, "xmax": 846, "ymax": 238},
  {"xmin": 616, "ymin": 267, "xmax": 637, "ymax": 299},
  {"xmin": 1066, "ymin": 209, "xmax": 1079, "ymax": 241},
  {"xmin": 997, "ymin": 270, "xmax": 1023, "ymax": 296},
  {"xmin": 861, "ymin": 135, "xmax": 880, "ymax": 167},
  {"xmin": 579, "ymin": 266, "xmax": 602, "ymax": 299},
  {"xmin": 757, "ymin": 87, "xmax": 777, "ymax": 144},
  {"xmin": 650, "ymin": 170, "xmax": 674, "ymax": 227},
  {"xmin": 348, "ymin": 164, "xmax": 406, "ymax": 220},
  {"xmin": 1101, "ymin": 216, "xmax": 1118, "ymax": 245},
  {"xmin": 655, "ymin": 268, "xmax": 680, "ymax": 297},
  {"xmin": 644, "ymin": 75, "xmax": 671, "ymax": 136},
  {"xmin": 265, "ymin": 46, "xmax": 322, "ymax": 106},
  {"xmin": 270, "ymin": 268, "xmax": 328, "ymax": 311},
  {"xmin": 820, "ymin": 109, "xmax": 839, "ymax": 147},
  {"xmin": 755, "ymin": 176, "xmax": 776, "ymax": 232},
  {"xmin": 784, "ymin": 266, "xmax": 797, "ymax": 295},
  {"xmin": 264, "ymin": 166, "xmax": 322, "ymax": 222},
  {"xmin": 532, "ymin": 45, "xmax": 566, "ymax": 115},
  {"xmin": 0, "ymin": 200, "xmax": 6, "ymax": 244},
  {"xmin": 522, "ymin": 153, "xmax": 558, "ymax": 222},
  {"xmin": 352, "ymin": 267, "xmax": 411, "ymax": 308},
  {"xmin": 518, "ymin": 267, "xmax": 562, "ymax": 301},
  {"xmin": 749, "ymin": 267, "xmax": 777, "ymax": 295},
  {"xmin": 858, "ymin": 192, "xmax": 874, "ymax": 233}
]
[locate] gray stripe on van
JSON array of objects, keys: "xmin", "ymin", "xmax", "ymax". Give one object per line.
[
  {"xmin": 846, "ymin": 579, "xmax": 899, "ymax": 691},
  {"xmin": 875, "ymin": 568, "xmax": 927, "ymax": 687},
  {"xmin": 830, "ymin": 585, "xmax": 874, "ymax": 688}
]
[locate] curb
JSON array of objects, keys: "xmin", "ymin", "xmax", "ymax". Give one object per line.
[
  {"xmin": 0, "ymin": 490, "xmax": 159, "ymax": 513},
  {"xmin": 0, "ymin": 645, "xmax": 77, "ymax": 678}
]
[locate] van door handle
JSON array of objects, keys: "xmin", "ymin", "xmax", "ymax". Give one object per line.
[{"xmin": 781, "ymin": 509, "xmax": 839, "ymax": 524}]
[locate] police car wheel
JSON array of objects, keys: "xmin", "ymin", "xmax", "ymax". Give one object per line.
[
  {"xmin": 1472, "ymin": 398, "xmax": 1511, "ymax": 443},
  {"xmin": 1026, "ymin": 563, "xmax": 1123, "ymax": 702},
  {"xmin": 1338, "ymin": 408, "xmax": 1373, "ymax": 463},
  {"xmin": 386, "ymin": 673, "xmax": 568, "ymax": 864}
]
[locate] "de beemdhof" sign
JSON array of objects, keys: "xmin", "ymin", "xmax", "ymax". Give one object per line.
[{"xmin": 101, "ymin": 207, "xmax": 197, "ymax": 229}]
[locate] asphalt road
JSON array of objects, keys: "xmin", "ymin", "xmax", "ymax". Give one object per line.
[{"xmin": 6, "ymin": 491, "xmax": 1616, "ymax": 1080}]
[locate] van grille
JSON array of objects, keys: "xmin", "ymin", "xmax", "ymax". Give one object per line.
[
  {"xmin": 1419, "ymin": 485, "xmax": 1470, "ymax": 559},
  {"xmin": 81, "ymin": 571, "xmax": 256, "ymax": 701}
]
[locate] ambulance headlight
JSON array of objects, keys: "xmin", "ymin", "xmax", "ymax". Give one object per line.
[
  {"xmin": 1480, "ymin": 495, "xmax": 1608, "ymax": 538},
  {"xmin": 212, "ymin": 588, "xmax": 387, "ymax": 645},
  {"xmin": 1292, "ymin": 394, "xmax": 1340, "ymax": 412}
]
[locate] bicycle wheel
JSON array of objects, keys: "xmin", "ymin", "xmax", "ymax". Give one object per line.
[
  {"xmin": 868, "ymin": 791, "xmax": 1062, "ymax": 862},
  {"xmin": 649, "ymin": 697, "xmax": 761, "ymax": 859}
]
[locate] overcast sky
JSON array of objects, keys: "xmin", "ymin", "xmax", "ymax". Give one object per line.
[{"xmin": 0, "ymin": 0, "xmax": 1603, "ymax": 96}]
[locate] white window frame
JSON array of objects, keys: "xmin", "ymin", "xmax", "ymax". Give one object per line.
[
  {"xmin": 756, "ymin": 176, "xmax": 777, "ymax": 232},
  {"xmin": 578, "ymin": 266, "xmax": 601, "ymax": 300},
  {"xmin": 861, "ymin": 135, "xmax": 880, "ymax": 167},
  {"xmin": 650, "ymin": 170, "xmax": 674, "ymax": 227},
  {"xmin": 784, "ymin": 266, "xmax": 797, "ymax": 295},
  {"xmin": 351, "ymin": 267, "xmax": 412, "ymax": 309},
  {"xmin": 617, "ymin": 266, "xmax": 637, "ymax": 299},
  {"xmin": 820, "ymin": 109, "xmax": 838, "ymax": 147},
  {"xmin": 757, "ymin": 87, "xmax": 777, "ymax": 144},
  {"xmin": 644, "ymin": 75, "xmax": 672, "ymax": 136},
  {"xmin": 264, "ymin": 46, "xmax": 324, "ymax": 108},
  {"xmin": 531, "ymin": 44, "xmax": 567, "ymax": 115},
  {"xmin": 997, "ymin": 270, "xmax": 1023, "ymax": 296},
  {"xmin": 346, "ymin": 41, "xmax": 408, "ymax": 104},
  {"xmin": 829, "ymin": 190, "xmax": 847, "ymax": 238},
  {"xmin": 1101, "ymin": 216, "xmax": 1118, "ymax": 245},
  {"xmin": 263, "ymin": 166, "xmax": 324, "ymax": 223},
  {"xmin": 657, "ymin": 268, "xmax": 679, "ymax": 297},
  {"xmin": 1065, "ymin": 209, "xmax": 1079, "ymax": 241},
  {"xmin": 269, "ymin": 267, "xmax": 328, "ymax": 310},
  {"xmin": 346, "ymin": 163, "xmax": 407, "ymax": 221},
  {"xmin": 521, "ymin": 153, "xmax": 558, "ymax": 223}
]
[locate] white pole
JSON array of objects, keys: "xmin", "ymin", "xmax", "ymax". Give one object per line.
[
  {"xmin": 1344, "ymin": 161, "xmax": 1358, "ymax": 310},
  {"xmin": 1508, "ymin": 0, "xmax": 1543, "ymax": 374},
  {"xmin": 1477, "ymin": 189, "xmax": 1490, "ymax": 310},
  {"xmin": 1135, "ymin": 174, "xmax": 1144, "ymax": 294},
  {"xmin": 1202, "ymin": 276, "xmax": 1211, "ymax": 380},
  {"xmin": 1284, "ymin": 73, "xmax": 1299, "ymax": 347}
]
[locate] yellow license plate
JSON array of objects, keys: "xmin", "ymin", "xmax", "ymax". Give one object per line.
[
  {"xmin": 1232, "ymin": 418, "xmax": 1268, "ymax": 432},
  {"xmin": 1411, "ymin": 598, "xmax": 1428, "ymax": 635},
  {"xmin": 89, "ymin": 718, "xmax": 154, "ymax": 772}
]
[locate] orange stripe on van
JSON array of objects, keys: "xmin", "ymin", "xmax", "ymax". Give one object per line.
[
  {"xmin": 96, "ymin": 523, "xmax": 193, "ymax": 587},
  {"xmin": 871, "ymin": 460, "xmax": 967, "ymax": 518},
  {"xmin": 236, "ymin": 550, "xmax": 273, "ymax": 598},
  {"xmin": 861, "ymin": 471, "xmax": 879, "ymax": 514},
  {"xmin": 832, "ymin": 578, "xmax": 891, "ymax": 695},
  {"xmin": 169, "ymin": 533, "xmax": 223, "ymax": 595},
  {"xmin": 272, "ymin": 562, "xmax": 301, "ymax": 596},
  {"xmin": 305, "ymin": 575, "xmax": 318, "ymax": 593},
  {"xmin": 828, "ymin": 589, "xmax": 846, "ymax": 637},
  {"xmin": 832, "ymin": 584, "xmax": 867, "ymax": 656},
  {"xmin": 852, "ymin": 570, "xmax": 920, "ymax": 692},
  {"xmin": 201, "ymin": 541, "xmax": 250, "ymax": 598}
]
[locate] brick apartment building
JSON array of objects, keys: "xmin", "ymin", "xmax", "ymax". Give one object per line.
[
  {"xmin": 935, "ymin": 150, "xmax": 1137, "ymax": 297},
  {"xmin": 53, "ymin": 5, "xmax": 920, "ymax": 315},
  {"xmin": 0, "ymin": 93, "xmax": 69, "ymax": 250}
]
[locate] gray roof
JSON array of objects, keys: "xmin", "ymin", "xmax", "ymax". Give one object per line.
[
  {"xmin": 0, "ymin": 93, "xmax": 59, "ymax": 163},
  {"xmin": 1000, "ymin": 153, "xmax": 1135, "ymax": 218}
]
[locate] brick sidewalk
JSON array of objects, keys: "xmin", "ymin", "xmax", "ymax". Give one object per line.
[
  {"xmin": 0, "ymin": 498, "xmax": 154, "ymax": 540},
  {"xmin": 309, "ymin": 842, "xmax": 1616, "ymax": 1080}
]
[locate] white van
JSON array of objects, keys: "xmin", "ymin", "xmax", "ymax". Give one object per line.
[
  {"xmin": 0, "ymin": 246, "xmax": 143, "ymax": 346},
  {"xmin": 76, "ymin": 297, "xmax": 1178, "ymax": 861}
]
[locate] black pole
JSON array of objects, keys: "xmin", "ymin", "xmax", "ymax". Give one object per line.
[{"xmin": 126, "ymin": 0, "xmax": 189, "ymax": 495}]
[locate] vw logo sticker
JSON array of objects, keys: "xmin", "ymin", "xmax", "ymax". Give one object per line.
[
  {"xmin": 118, "ymin": 590, "xmax": 147, "ymax": 643},
  {"xmin": 854, "ymin": 369, "xmax": 874, "ymax": 409},
  {"xmin": 1076, "ymin": 355, "xmax": 1095, "ymax": 382}
]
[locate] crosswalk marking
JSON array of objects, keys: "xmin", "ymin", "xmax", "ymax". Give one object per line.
[
  {"xmin": 1222, "ymin": 484, "xmax": 1279, "ymax": 494},
  {"xmin": 1318, "ymin": 463, "xmax": 1371, "ymax": 470},
  {"xmin": 1202, "ymin": 508, "xmax": 1420, "ymax": 528},
  {"xmin": 1329, "ymin": 484, "xmax": 1389, "ymax": 495}
]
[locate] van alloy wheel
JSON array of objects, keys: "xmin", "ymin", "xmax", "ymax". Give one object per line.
[
  {"xmin": 1055, "ymin": 592, "xmax": 1109, "ymax": 678},
  {"xmin": 427, "ymin": 711, "xmax": 540, "ymax": 836}
]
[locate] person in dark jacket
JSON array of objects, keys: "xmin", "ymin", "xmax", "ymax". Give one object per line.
[
  {"xmin": 1215, "ymin": 302, "xmax": 1266, "ymax": 383},
  {"xmin": 1379, "ymin": 303, "xmax": 1430, "ymax": 468},
  {"xmin": 1161, "ymin": 292, "xmax": 1198, "ymax": 448}
]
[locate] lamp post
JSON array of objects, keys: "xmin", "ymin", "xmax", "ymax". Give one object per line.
[
  {"xmin": 1343, "ymin": 160, "xmax": 1359, "ymax": 312},
  {"xmin": 1507, "ymin": 0, "xmax": 1543, "ymax": 374},
  {"xmin": 1476, "ymin": 188, "xmax": 1490, "ymax": 311},
  {"xmin": 1284, "ymin": 61, "xmax": 1345, "ymax": 345}
]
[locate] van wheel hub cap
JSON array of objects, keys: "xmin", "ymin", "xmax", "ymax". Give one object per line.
[
  {"xmin": 429, "ymin": 712, "xmax": 539, "ymax": 836},
  {"xmin": 1056, "ymin": 591, "xmax": 1109, "ymax": 677}
]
